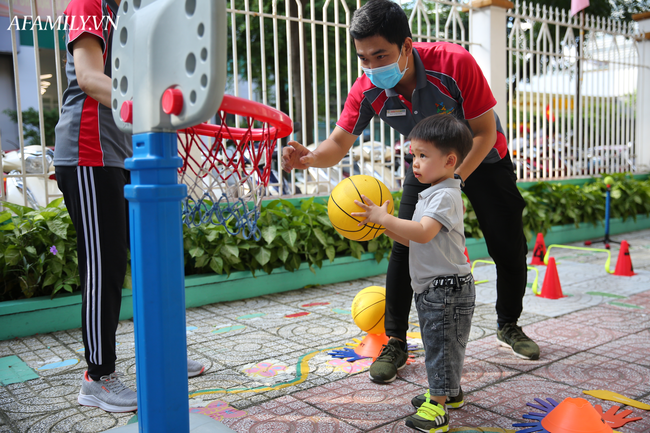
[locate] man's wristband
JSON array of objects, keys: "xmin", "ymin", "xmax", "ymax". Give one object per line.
[{"xmin": 454, "ymin": 173, "xmax": 465, "ymax": 188}]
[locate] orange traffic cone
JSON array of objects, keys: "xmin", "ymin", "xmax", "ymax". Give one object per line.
[
  {"xmin": 541, "ymin": 397, "xmax": 612, "ymax": 433},
  {"xmin": 530, "ymin": 233, "xmax": 547, "ymax": 266},
  {"xmin": 614, "ymin": 240, "xmax": 636, "ymax": 276},
  {"xmin": 354, "ymin": 333, "xmax": 389, "ymax": 359},
  {"xmin": 464, "ymin": 247, "xmax": 470, "ymax": 264},
  {"xmin": 539, "ymin": 257, "xmax": 564, "ymax": 299}
]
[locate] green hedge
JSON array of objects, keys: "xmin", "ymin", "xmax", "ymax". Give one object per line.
[{"xmin": 1, "ymin": 173, "xmax": 649, "ymax": 302}]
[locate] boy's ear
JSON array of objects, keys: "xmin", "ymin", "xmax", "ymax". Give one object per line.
[{"xmin": 446, "ymin": 153, "xmax": 458, "ymax": 168}]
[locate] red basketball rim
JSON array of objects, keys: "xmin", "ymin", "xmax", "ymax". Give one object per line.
[{"xmin": 181, "ymin": 94, "xmax": 293, "ymax": 140}]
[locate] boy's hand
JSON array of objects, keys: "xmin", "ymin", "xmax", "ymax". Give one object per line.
[
  {"xmin": 351, "ymin": 195, "xmax": 390, "ymax": 226},
  {"xmin": 282, "ymin": 141, "xmax": 314, "ymax": 172}
]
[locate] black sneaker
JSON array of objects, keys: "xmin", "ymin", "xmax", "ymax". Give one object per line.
[
  {"xmin": 405, "ymin": 397, "xmax": 449, "ymax": 432},
  {"xmin": 497, "ymin": 323, "xmax": 540, "ymax": 360},
  {"xmin": 368, "ymin": 339, "xmax": 408, "ymax": 383},
  {"xmin": 411, "ymin": 387, "xmax": 464, "ymax": 409}
]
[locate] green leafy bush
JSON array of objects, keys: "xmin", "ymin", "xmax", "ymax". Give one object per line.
[
  {"xmin": 1, "ymin": 199, "xmax": 79, "ymax": 301},
  {"xmin": 1, "ymin": 174, "xmax": 649, "ymax": 302}
]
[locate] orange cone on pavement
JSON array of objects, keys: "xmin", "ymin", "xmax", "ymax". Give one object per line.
[
  {"xmin": 531, "ymin": 233, "xmax": 547, "ymax": 266},
  {"xmin": 539, "ymin": 257, "xmax": 564, "ymax": 299},
  {"xmin": 354, "ymin": 333, "xmax": 389, "ymax": 359},
  {"xmin": 614, "ymin": 240, "xmax": 636, "ymax": 276},
  {"xmin": 464, "ymin": 247, "xmax": 470, "ymax": 264},
  {"xmin": 541, "ymin": 397, "xmax": 612, "ymax": 433}
]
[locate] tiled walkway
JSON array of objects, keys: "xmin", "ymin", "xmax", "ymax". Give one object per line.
[{"xmin": 1, "ymin": 229, "xmax": 650, "ymax": 432}]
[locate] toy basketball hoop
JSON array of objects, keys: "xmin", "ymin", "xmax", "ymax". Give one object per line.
[{"xmin": 177, "ymin": 95, "xmax": 292, "ymax": 240}]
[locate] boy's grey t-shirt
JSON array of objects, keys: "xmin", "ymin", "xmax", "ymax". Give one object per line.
[{"xmin": 409, "ymin": 178, "xmax": 471, "ymax": 294}]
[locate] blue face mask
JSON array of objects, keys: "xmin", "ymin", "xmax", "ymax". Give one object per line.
[{"xmin": 361, "ymin": 51, "xmax": 409, "ymax": 89}]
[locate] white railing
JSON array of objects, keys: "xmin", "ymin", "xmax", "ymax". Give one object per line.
[
  {"xmin": 224, "ymin": 0, "xmax": 471, "ymax": 197},
  {"xmin": 1, "ymin": 0, "xmax": 646, "ymax": 210},
  {"xmin": 506, "ymin": 2, "xmax": 640, "ymax": 181}
]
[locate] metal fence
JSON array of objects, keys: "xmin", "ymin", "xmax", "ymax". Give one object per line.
[
  {"xmin": 506, "ymin": 1, "xmax": 640, "ymax": 181},
  {"xmin": 0, "ymin": 0, "xmax": 645, "ymax": 209},
  {"xmin": 223, "ymin": 0, "xmax": 472, "ymax": 197}
]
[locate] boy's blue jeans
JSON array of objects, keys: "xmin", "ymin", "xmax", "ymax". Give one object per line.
[{"xmin": 414, "ymin": 275, "xmax": 476, "ymax": 398}]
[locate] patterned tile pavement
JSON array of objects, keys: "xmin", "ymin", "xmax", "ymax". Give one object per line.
[{"xmin": 1, "ymin": 229, "xmax": 650, "ymax": 432}]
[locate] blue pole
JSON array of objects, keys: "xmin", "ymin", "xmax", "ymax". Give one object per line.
[
  {"xmin": 124, "ymin": 132, "xmax": 189, "ymax": 433},
  {"xmin": 604, "ymin": 186, "xmax": 611, "ymax": 237}
]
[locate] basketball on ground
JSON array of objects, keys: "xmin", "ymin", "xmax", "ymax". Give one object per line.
[
  {"xmin": 351, "ymin": 286, "xmax": 386, "ymax": 334},
  {"xmin": 327, "ymin": 175, "xmax": 394, "ymax": 241}
]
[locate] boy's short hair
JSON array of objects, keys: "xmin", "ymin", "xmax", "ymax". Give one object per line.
[
  {"xmin": 408, "ymin": 114, "xmax": 473, "ymax": 167},
  {"xmin": 350, "ymin": 0, "xmax": 412, "ymax": 49}
]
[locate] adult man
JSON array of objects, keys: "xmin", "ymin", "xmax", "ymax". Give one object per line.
[{"xmin": 282, "ymin": 0, "xmax": 539, "ymax": 386}]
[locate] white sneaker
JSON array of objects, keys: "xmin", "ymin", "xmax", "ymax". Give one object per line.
[
  {"xmin": 78, "ymin": 371, "xmax": 137, "ymax": 413},
  {"xmin": 187, "ymin": 358, "xmax": 205, "ymax": 378}
]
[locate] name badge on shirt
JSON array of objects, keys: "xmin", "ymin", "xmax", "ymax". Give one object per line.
[{"xmin": 386, "ymin": 109, "xmax": 407, "ymax": 117}]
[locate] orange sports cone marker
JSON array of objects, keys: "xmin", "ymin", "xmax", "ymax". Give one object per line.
[
  {"xmin": 354, "ymin": 333, "xmax": 389, "ymax": 359},
  {"xmin": 614, "ymin": 240, "xmax": 636, "ymax": 276},
  {"xmin": 541, "ymin": 397, "xmax": 612, "ymax": 433},
  {"xmin": 539, "ymin": 257, "xmax": 564, "ymax": 299},
  {"xmin": 464, "ymin": 247, "xmax": 470, "ymax": 264},
  {"xmin": 531, "ymin": 233, "xmax": 547, "ymax": 266}
]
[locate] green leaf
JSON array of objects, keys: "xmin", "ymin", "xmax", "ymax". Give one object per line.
[
  {"xmin": 312, "ymin": 228, "xmax": 328, "ymax": 246},
  {"xmin": 278, "ymin": 247, "xmax": 289, "ymax": 263},
  {"xmin": 261, "ymin": 226, "xmax": 277, "ymax": 244},
  {"xmin": 4, "ymin": 245, "xmax": 21, "ymax": 266},
  {"xmin": 325, "ymin": 245, "xmax": 336, "ymax": 262},
  {"xmin": 42, "ymin": 272, "xmax": 58, "ymax": 287},
  {"xmin": 253, "ymin": 247, "xmax": 272, "ymax": 266},
  {"xmin": 222, "ymin": 244, "xmax": 239, "ymax": 258},
  {"xmin": 195, "ymin": 254, "xmax": 210, "ymax": 268},
  {"xmin": 206, "ymin": 229, "xmax": 220, "ymax": 242},
  {"xmin": 189, "ymin": 246, "xmax": 205, "ymax": 258},
  {"xmin": 210, "ymin": 256, "xmax": 224, "ymax": 274},
  {"xmin": 25, "ymin": 246, "xmax": 37, "ymax": 255},
  {"xmin": 0, "ymin": 211, "xmax": 12, "ymax": 225},
  {"xmin": 316, "ymin": 215, "xmax": 332, "ymax": 227},
  {"xmin": 46, "ymin": 197, "xmax": 64, "ymax": 208},
  {"xmin": 281, "ymin": 229, "xmax": 297, "ymax": 248},
  {"xmin": 46, "ymin": 218, "xmax": 68, "ymax": 239}
]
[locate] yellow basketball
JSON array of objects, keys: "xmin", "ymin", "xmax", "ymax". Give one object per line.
[
  {"xmin": 351, "ymin": 286, "xmax": 386, "ymax": 334},
  {"xmin": 328, "ymin": 175, "xmax": 394, "ymax": 241}
]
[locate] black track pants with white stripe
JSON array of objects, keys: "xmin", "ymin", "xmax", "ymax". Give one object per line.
[{"xmin": 56, "ymin": 166, "xmax": 130, "ymax": 380}]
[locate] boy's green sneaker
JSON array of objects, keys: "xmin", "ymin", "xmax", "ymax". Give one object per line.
[
  {"xmin": 405, "ymin": 397, "xmax": 449, "ymax": 432},
  {"xmin": 497, "ymin": 323, "xmax": 540, "ymax": 360},
  {"xmin": 368, "ymin": 339, "xmax": 408, "ymax": 383},
  {"xmin": 411, "ymin": 388, "xmax": 464, "ymax": 409}
]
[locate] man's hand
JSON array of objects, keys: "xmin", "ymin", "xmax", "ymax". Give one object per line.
[
  {"xmin": 281, "ymin": 141, "xmax": 314, "ymax": 172},
  {"xmin": 351, "ymin": 195, "xmax": 390, "ymax": 226}
]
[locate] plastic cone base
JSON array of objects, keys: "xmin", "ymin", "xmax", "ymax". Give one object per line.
[
  {"xmin": 531, "ymin": 233, "xmax": 547, "ymax": 266},
  {"xmin": 354, "ymin": 333, "xmax": 389, "ymax": 359},
  {"xmin": 539, "ymin": 257, "xmax": 564, "ymax": 299},
  {"xmin": 541, "ymin": 397, "xmax": 612, "ymax": 433},
  {"xmin": 614, "ymin": 240, "xmax": 636, "ymax": 276}
]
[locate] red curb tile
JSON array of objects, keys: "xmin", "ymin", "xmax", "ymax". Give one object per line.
[
  {"xmin": 587, "ymin": 329, "xmax": 650, "ymax": 366},
  {"xmin": 220, "ymin": 395, "xmax": 363, "ymax": 432},
  {"xmin": 518, "ymin": 318, "xmax": 627, "ymax": 350},
  {"xmin": 560, "ymin": 305, "xmax": 650, "ymax": 334},
  {"xmin": 531, "ymin": 352, "xmax": 650, "ymax": 398},
  {"xmin": 292, "ymin": 374, "xmax": 423, "ymax": 430},
  {"xmin": 398, "ymin": 356, "xmax": 519, "ymax": 393},
  {"xmin": 469, "ymin": 375, "xmax": 579, "ymax": 419},
  {"xmin": 465, "ymin": 335, "xmax": 577, "ymax": 372}
]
